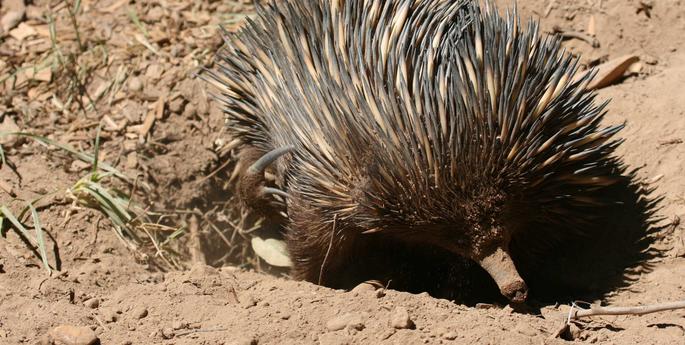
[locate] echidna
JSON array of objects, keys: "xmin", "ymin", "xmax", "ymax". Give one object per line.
[{"xmin": 205, "ymin": 0, "xmax": 625, "ymax": 303}]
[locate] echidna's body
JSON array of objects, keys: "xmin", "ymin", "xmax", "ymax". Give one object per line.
[{"xmin": 207, "ymin": 0, "xmax": 623, "ymax": 302}]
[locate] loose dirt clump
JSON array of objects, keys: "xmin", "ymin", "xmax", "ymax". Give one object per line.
[{"xmin": 1, "ymin": 0, "xmax": 684, "ymax": 344}]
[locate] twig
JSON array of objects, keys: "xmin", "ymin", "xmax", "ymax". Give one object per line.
[
  {"xmin": 544, "ymin": 0, "xmax": 556, "ymax": 17},
  {"xmin": 188, "ymin": 214, "xmax": 205, "ymax": 265},
  {"xmin": 318, "ymin": 214, "xmax": 337, "ymax": 285},
  {"xmin": 552, "ymin": 25, "xmax": 600, "ymax": 48},
  {"xmin": 552, "ymin": 300, "xmax": 685, "ymax": 339},
  {"xmin": 570, "ymin": 300, "xmax": 685, "ymax": 319},
  {"xmin": 197, "ymin": 157, "xmax": 233, "ymax": 183},
  {"xmin": 175, "ymin": 328, "xmax": 229, "ymax": 337}
]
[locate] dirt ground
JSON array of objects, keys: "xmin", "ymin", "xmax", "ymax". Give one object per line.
[{"xmin": 1, "ymin": 0, "xmax": 684, "ymax": 344}]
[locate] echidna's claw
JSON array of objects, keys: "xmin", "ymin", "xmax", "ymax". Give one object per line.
[
  {"xmin": 238, "ymin": 145, "xmax": 294, "ymax": 213},
  {"xmin": 263, "ymin": 187, "xmax": 290, "ymax": 198},
  {"xmin": 248, "ymin": 145, "xmax": 295, "ymax": 174}
]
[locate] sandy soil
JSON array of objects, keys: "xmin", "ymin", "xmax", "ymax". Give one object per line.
[{"xmin": 1, "ymin": 0, "xmax": 684, "ymax": 344}]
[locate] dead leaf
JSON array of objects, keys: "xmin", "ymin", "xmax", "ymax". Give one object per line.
[
  {"xmin": 251, "ymin": 236, "xmax": 292, "ymax": 267},
  {"xmin": 576, "ymin": 55, "xmax": 640, "ymax": 90}
]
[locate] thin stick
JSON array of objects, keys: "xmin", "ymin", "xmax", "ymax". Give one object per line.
[
  {"xmin": 318, "ymin": 214, "xmax": 337, "ymax": 285},
  {"xmin": 571, "ymin": 300, "xmax": 685, "ymax": 319}
]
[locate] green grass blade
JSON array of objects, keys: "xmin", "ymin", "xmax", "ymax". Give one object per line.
[
  {"xmin": 0, "ymin": 143, "xmax": 6, "ymax": 167},
  {"xmin": 92, "ymin": 124, "xmax": 102, "ymax": 176},
  {"xmin": 0, "ymin": 206, "xmax": 33, "ymax": 242},
  {"xmin": 160, "ymin": 226, "xmax": 186, "ymax": 247},
  {"xmin": 29, "ymin": 204, "xmax": 52, "ymax": 275},
  {"xmin": 0, "ymin": 131, "xmax": 129, "ymax": 181}
]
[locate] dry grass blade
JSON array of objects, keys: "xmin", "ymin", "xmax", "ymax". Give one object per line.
[{"xmin": 127, "ymin": 7, "xmax": 149, "ymax": 37}]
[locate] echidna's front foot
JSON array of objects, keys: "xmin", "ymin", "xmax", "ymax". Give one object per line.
[{"xmin": 238, "ymin": 146, "xmax": 294, "ymax": 211}]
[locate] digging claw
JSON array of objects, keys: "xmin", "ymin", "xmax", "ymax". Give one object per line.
[
  {"xmin": 247, "ymin": 145, "xmax": 295, "ymax": 175},
  {"xmin": 476, "ymin": 247, "xmax": 528, "ymax": 304},
  {"xmin": 239, "ymin": 146, "xmax": 294, "ymax": 211},
  {"xmin": 263, "ymin": 187, "xmax": 290, "ymax": 198}
]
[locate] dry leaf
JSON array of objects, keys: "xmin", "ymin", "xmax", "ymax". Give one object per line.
[
  {"xmin": 251, "ymin": 236, "xmax": 292, "ymax": 267},
  {"xmin": 576, "ymin": 55, "xmax": 640, "ymax": 90}
]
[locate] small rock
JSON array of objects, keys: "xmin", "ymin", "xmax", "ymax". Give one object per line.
[
  {"xmin": 145, "ymin": 64, "xmax": 164, "ymax": 81},
  {"xmin": 228, "ymin": 335, "xmax": 258, "ymax": 345},
  {"xmin": 239, "ymin": 294, "xmax": 257, "ymax": 309},
  {"xmin": 0, "ymin": 115, "xmax": 21, "ymax": 146},
  {"xmin": 350, "ymin": 282, "xmax": 377, "ymax": 294},
  {"xmin": 126, "ymin": 152, "xmax": 138, "ymax": 169},
  {"xmin": 168, "ymin": 97, "xmax": 185, "ymax": 114},
  {"xmin": 44, "ymin": 325, "xmax": 99, "ymax": 345},
  {"xmin": 83, "ymin": 298, "xmax": 99, "ymax": 309},
  {"xmin": 103, "ymin": 310, "xmax": 118, "ymax": 323},
  {"xmin": 146, "ymin": 6, "xmax": 164, "ymax": 22},
  {"xmin": 390, "ymin": 307, "xmax": 414, "ymax": 329},
  {"xmin": 128, "ymin": 77, "xmax": 143, "ymax": 92},
  {"xmin": 171, "ymin": 321, "xmax": 187, "ymax": 330},
  {"xmin": 442, "ymin": 331, "xmax": 458, "ymax": 340},
  {"xmin": 326, "ymin": 313, "xmax": 364, "ymax": 331},
  {"xmin": 1, "ymin": 10, "xmax": 24, "ymax": 33},
  {"xmin": 161, "ymin": 328, "xmax": 175, "ymax": 339},
  {"xmin": 182, "ymin": 103, "xmax": 197, "ymax": 119},
  {"xmin": 643, "ymin": 54, "xmax": 658, "ymax": 65},
  {"xmin": 132, "ymin": 306, "xmax": 148, "ymax": 319},
  {"xmin": 378, "ymin": 329, "xmax": 395, "ymax": 340}
]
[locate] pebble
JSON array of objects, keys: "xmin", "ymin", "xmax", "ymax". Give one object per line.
[
  {"xmin": 161, "ymin": 327, "xmax": 175, "ymax": 339},
  {"xmin": 0, "ymin": 116, "xmax": 20, "ymax": 146},
  {"xmin": 171, "ymin": 321, "xmax": 187, "ymax": 330},
  {"xmin": 350, "ymin": 282, "xmax": 377, "ymax": 294},
  {"xmin": 168, "ymin": 97, "xmax": 185, "ymax": 114},
  {"xmin": 146, "ymin": 6, "xmax": 164, "ymax": 22},
  {"xmin": 391, "ymin": 307, "xmax": 414, "ymax": 329},
  {"xmin": 227, "ymin": 335, "xmax": 258, "ymax": 345},
  {"xmin": 442, "ymin": 331, "xmax": 458, "ymax": 340},
  {"xmin": 239, "ymin": 294, "xmax": 257, "ymax": 309},
  {"xmin": 1, "ymin": 10, "xmax": 24, "ymax": 33},
  {"xmin": 132, "ymin": 306, "xmax": 148, "ymax": 319},
  {"xmin": 128, "ymin": 77, "xmax": 143, "ymax": 92},
  {"xmin": 103, "ymin": 310, "xmax": 118, "ymax": 323},
  {"xmin": 325, "ymin": 313, "xmax": 364, "ymax": 331},
  {"xmin": 41, "ymin": 325, "xmax": 99, "ymax": 345},
  {"xmin": 83, "ymin": 298, "xmax": 99, "ymax": 309}
]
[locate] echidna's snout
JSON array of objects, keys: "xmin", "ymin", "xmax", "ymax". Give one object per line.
[{"xmin": 475, "ymin": 246, "xmax": 528, "ymax": 303}]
